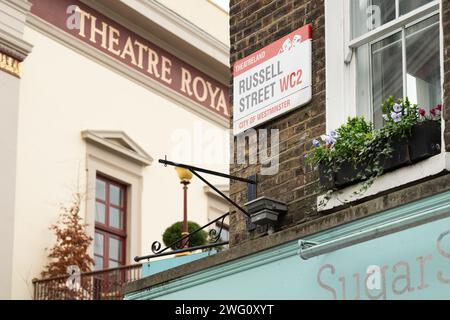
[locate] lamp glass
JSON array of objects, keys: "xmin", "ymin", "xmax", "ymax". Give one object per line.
[{"xmin": 175, "ymin": 167, "xmax": 193, "ymax": 182}]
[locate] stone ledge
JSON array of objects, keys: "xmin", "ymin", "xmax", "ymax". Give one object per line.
[{"xmin": 123, "ymin": 172, "xmax": 450, "ymax": 296}]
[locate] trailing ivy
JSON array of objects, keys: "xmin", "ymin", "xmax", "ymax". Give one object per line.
[{"xmin": 307, "ymin": 96, "xmax": 442, "ymax": 209}]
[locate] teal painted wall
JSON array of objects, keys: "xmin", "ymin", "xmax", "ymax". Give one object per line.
[
  {"xmin": 142, "ymin": 251, "xmax": 217, "ymax": 278},
  {"xmin": 127, "ymin": 191, "xmax": 450, "ymax": 300}
]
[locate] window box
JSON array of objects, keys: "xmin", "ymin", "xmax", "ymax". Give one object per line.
[
  {"xmin": 318, "ymin": 164, "xmax": 335, "ymax": 190},
  {"xmin": 380, "ymin": 136, "xmax": 411, "ymax": 173},
  {"xmin": 409, "ymin": 120, "xmax": 441, "ymax": 163},
  {"xmin": 318, "ymin": 121, "xmax": 441, "ymax": 191},
  {"xmin": 334, "ymin": 161, "xmax": 365, "ymax": 189}
]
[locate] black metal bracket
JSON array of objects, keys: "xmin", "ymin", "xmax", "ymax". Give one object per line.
[
  {"xmin": 246, "ymin": 173, "xmax": 258, "ymax": 231},
  {"xmin": 160, "ymin": 158, "xmax": 256, "ymax": 184},
  {"xmin": 133, "ymin": 158, "xmax": 259, "ymax": 263},
  {"xmin": 159, "ymin": 158, "xmax": 256, "ymax": 218},
  {"xmin": 299, "ymin": 240, "xmax": 320, "ymax": 250},
  {"xmin": 135, "ymin": 241, "xmax": 229, "ymax": 262}
]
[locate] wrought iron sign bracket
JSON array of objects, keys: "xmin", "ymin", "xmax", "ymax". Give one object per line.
[
  {"xmin": 159, "ymin": 157, "xmax": 257, "ymax": 218},
  {"xmin": 133, "ymin": 158, "xmax": 259, "ymax": 263}
]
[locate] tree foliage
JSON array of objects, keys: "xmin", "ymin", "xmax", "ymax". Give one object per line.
[
  {"xmin": 41, "ymin": 193, "xmax": 94, "ymax": 279},
  {"xmin": 162, "ymin": 221, "xmax": 208, "ymax": 250}
]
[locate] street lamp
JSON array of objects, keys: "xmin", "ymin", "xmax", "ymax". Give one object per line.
[{"xmin": 175, "ymin": 167, "xmax": 193, "ymax": 249}]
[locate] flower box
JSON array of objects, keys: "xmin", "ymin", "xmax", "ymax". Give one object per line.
[
  {"xmin": 408, "ymin": 120, "xmax": 441, "ymax": 163},
  {"xmin": 318, "ymin": 122, "xmax": 440, "ymax": 191},
  {"xmin": 308, "ymin": 98, "xmax": 442, "ymax": 194},
  {"xmin": 334, "ymin": 161, "xmax": 365, "ymax": 189},
  {"xmin": 318, "ymin": 164, "xmax": 335, "ymax": 190},
  {"xmin": 380, "ymin": 136, "xmax": 411, "ymax": 173}
]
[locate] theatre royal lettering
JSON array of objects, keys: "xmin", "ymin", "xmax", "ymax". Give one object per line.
[{"xmin": 29, "ymin": 0, "xmax": 230, "ymax": 119}]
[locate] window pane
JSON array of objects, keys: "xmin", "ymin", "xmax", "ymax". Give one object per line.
[
  {"xmin": 96, "ymin": 179, "xmax": 106, "ymax": 200},
  {"xmin": 94, "ymin": 256, "xmax": 103, "ymax": 271},
  {"xmin": 356, "ymin": 44, "xmax": 372, "ymax": 120},
  {"xmin": 109, "ymin": 207, "xmax": 123, "ymax": 229},
  {"xmin": 109, "ymin": 237, "xmax": 122, "ymax": 261},
  {"xmin": 94, "ymin": 232, "xmax": 104, "ymax": 255},
  {"xmin": 352, "ymin": 0, "xmax": 396, "ymax": 38},
  {"xmin": 406, "ymin": 15, "xmax": 441, "ymax": 111},
  {"xmin": 110, "ymin": 185, "xmax": 122, "ymax": 206},
  {"xmin": 371, "ymin": 32, "xmax": 403, "ymax": 129},
  {"xmin": 399, "ymin": 0, "xmax": 434, "ymax": 16},
  {"xmin": 109, "ymin": 260, "xmax": 119, "ymax": 268},
  {"xmin": 95, "ymin": 202, "xmax": 106, "ymax": 224}
]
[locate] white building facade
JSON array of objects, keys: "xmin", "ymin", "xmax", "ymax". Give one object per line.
[{"xmin": 0, "ymin": 0, "xmax": 230, "ymax": 300}]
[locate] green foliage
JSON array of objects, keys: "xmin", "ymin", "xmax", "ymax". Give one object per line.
[
  {"xmin": 381, "ymin": 96, "xmax": 419, "ymax": 137},
  {"xmin": 163, "ymin": 221, "xmax": 208, "ymax": 250},
  {"xmin": 306, "ymin": 96, "xmax": 442, "ymax": 206},
  {"xmin": 306, "ymin": 117, "xmax": 374, "ymax": 184}
]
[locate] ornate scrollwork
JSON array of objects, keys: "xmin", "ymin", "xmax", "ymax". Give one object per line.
[
  {"xmin": 208, "ymin": 215, "xmax": 227, "ymax": 243},
  {"xmin": 151, "ymin": 241, "xmax": 162, "ymax": 254},
  {"xmin": 138, "ymin": 212, "xmax": 230, "ymax": 262}
]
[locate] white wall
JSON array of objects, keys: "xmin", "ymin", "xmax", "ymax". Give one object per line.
[{"xmin": 11, "ymin": 26, "xmax": 229, "ymax": 299}]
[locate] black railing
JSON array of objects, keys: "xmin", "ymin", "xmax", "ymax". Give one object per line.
[
  {"xmin": 33, "ymin": 264, "xmax": 141, "ymax": 300},
  {"xmin": 135, "ymin": 212, "xmax": 230, "ymax": 262}
]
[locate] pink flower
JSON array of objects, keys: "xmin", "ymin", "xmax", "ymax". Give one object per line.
[
  {"xmin": 436, "ymin": 104, "xmax": 443, "ymax": 111},
  {"xmin": 418, "ymin": 108, "xmax": 426, "ymax": 117},
  {"xmin": 430, "ymin": 108, "xmax": 437, "ymax": 116}
]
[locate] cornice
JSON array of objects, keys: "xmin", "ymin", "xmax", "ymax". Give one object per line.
[
  {"xmin": 0, "ymin": 27, "xmax": 33, "ymax": 61},
  {"xmin": 119, "ymin": 0, "xmax": 229, "ymax": 67},
  {"xmin": 0, "ymin": 0, "xmax": 32, "ymax": 15},
  {"xmin": 0, "ymin": 0, "xmax": 33, "ymax": 60}
]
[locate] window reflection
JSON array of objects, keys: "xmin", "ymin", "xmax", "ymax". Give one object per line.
[
  {"xmin": 371, "ymin": 32, "xmax": 403, "ymax": 129},
  {"xmin": 400, "ymin": 0, "xmax": 434, "ymax": 16},
  {"xmin": 351, "ymin": 0, "xmax": 396, "ymax": 38},
  {"xmin": 405, "ymin": 15, "xmax": 441, "ymax": 111}
]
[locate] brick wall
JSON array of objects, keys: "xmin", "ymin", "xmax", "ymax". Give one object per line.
[
  {"xmin": 443, "ymin": 0, "xmax": 450, "ymax": 150},
  {"xmin": 229, "ymin": 0, "xmax": 450, "ymax": 247},
  {"xmin": 229, "ymin": 0, "xmax": 326, "ymax": 245}
]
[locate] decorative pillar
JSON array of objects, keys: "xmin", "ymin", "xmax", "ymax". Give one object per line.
[{"xmin": 0, "ymin": 0, "xmax": 33, "ymax": 300}]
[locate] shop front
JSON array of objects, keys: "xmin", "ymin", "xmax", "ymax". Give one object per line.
[{"xmin": 125, "ymin": 190, "xmax": 450, "ymax": 300}]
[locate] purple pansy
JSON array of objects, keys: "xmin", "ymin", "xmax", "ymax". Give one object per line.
[
  {"xmin": 329, "ymin": 130, "xmax": 338, "ymax": 139},
  {"xmin": 393, "ymin": 103, "xmax": 403, "ymax": 113},
  {"xmin": 391, "ymin": 111, "xmax": 402, "ymax": 123},
  {"xmin": 321, "ymin": 134, "xmax": 336, "ymax": 146},
  {"xmin": 312, "ymin": 139, "xmax": 321, "ymax": 147}
]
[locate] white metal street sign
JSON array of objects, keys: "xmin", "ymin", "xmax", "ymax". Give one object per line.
[{"xmin": 233, "ymin": 24, "xmax": 312, "ymax": 135}]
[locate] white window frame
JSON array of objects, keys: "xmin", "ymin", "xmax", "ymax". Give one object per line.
[
  {"xmin": 325, "ymin": 0, "xmax": 442, "ymax": 131},
  {"xmin": 82, "ymin": 131, "xmax": 152, "ymax": 266},
  {"xmin": 322, "ymin": 0, "xmax": 446, "ymax": 211}
]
